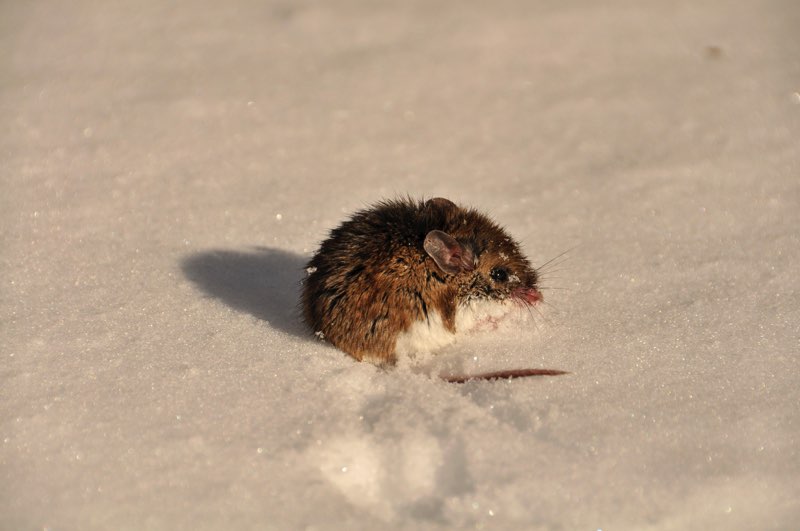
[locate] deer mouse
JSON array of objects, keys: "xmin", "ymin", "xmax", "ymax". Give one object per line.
[{"xmin": 302, "ymin": 197, "xmax": 564, "ymax": 379}]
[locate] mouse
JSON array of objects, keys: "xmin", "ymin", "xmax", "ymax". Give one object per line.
[{"xmin": 301, "ymin": 197, "xmax": 565, "ymax": 379}]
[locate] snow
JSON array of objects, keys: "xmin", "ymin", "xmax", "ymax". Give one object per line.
[{"xmin": 2, "ymin": 0, "xmax": 799, "ymax": 529}]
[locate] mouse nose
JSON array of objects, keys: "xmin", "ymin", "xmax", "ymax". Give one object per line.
[{"xmin": 514, "ymin": 286, "xmax": 542, "ymax": 305}]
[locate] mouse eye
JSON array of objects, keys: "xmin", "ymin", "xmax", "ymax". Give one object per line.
[{"xmin": 490, "ymin": 267, "xmax": 509, "ymax": 283}]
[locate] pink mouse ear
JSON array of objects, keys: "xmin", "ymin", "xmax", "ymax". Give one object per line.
[{"xmin": 424, "ymin": 230, "xmax": 475, "ymax": 275}]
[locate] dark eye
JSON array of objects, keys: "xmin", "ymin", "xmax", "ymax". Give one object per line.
[{"xmin": 490, "ymin": 267, "xmax": 509, "ymax": 283}]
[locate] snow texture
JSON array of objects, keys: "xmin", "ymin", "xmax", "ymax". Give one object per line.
[{"xmin": 2, "ymin": 0, "xmax": 799, "ymax": 529}]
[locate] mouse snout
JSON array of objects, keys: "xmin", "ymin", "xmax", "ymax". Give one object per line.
[{"xmin": 513, "ymin": 286, "xmax": 542, "ymax": 305}]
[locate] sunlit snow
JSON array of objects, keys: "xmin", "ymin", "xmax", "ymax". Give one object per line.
[{"xmin": 2, "ymin": 1, "xmax": 798, "ymax": 529}]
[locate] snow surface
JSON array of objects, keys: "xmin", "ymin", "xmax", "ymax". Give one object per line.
[{"xmin": 2, "ymin": 0, "xmax": 799, "ymax": 529}]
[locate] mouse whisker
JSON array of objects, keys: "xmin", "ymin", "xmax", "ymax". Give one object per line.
[
  {"xmin": 539, "ymin": 300, "xmax": 561, "ymax": 314},
  {"xmin": 515, "ymin": 299, "xmax": 535, "ymax": 322},
  {"xmin": 535, "ymin": 248, "xmax": 574, "ymax": 271},
  {"xmin": 529, "ymin": 302, "xmax": 552, "ymax": 329},
  {"xmin": 537, "ymin": 280, "xmax": 568, "ymax": 286},
  {"xmin": 537, "ymin": 273, "xmax": 569, "ymax": 284},
  {"xmin": 538, "ymin": 265, "xmax": 570, "ymax": 274},
  {"xmin": 537, "ymin": 261, "xmax": 571, "ymax": 276},
  {"xmin": 510, "ymin": 294, "xmax": 551, "ymax": 328},
  {"xmin": 537, "ymin": 275, "xmax": 567, "ymax": 282},
  {"xmin": 537, "ymin": 254, "xmax": 571, "ymax": 270}
]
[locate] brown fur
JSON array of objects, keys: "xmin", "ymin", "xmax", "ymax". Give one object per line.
[{"xmin": 302, "ymin": 197, "xmax": 539, "ymax": 364}]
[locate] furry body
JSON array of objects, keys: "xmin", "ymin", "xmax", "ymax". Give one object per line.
[{"xmin": 302, "ymin": 198, "xmax": 540, "ymax": 364}]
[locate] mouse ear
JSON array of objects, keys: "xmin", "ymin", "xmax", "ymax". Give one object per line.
[
  {"xmin": 425, "ymin": 197, "xmax": 457, "ymax": 211},
  {"xmin": 424, "ymin": 230, "xmax": 475, "ymax": 275}
]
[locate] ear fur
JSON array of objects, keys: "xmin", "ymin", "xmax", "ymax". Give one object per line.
[{"xmin": 424, "ymin": 230, "xmax": 475, "ymax": 275}]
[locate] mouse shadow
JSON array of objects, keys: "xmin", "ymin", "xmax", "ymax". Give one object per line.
[{"xmin": 180, "ymin": 246, "xmax": 310, "ymax": 338}]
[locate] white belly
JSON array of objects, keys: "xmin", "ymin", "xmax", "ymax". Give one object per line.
[{"xmin": 393, "ymin": 299, "xmax": 513, "ymax": 357}]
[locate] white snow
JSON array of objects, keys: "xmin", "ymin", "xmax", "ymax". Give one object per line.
[{"xmin": 2, "ymin": 0, "xmax": 799, "ymax": 529}]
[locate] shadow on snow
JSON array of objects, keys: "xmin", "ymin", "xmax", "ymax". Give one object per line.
[{"xmin": 180, "ymin": 247, "xmax": 309, "ymax": 338}]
